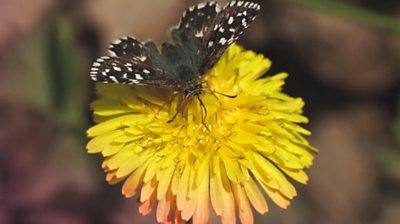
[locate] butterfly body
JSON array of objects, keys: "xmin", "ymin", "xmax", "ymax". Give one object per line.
[{"xmin": 90, "ymin": 1, "xmax": 260, "ymax": 112}]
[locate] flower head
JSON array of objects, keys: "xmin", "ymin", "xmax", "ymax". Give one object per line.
[{"xmin": 87, "ymin": 44, "xmax": 317, "ymax": 224}]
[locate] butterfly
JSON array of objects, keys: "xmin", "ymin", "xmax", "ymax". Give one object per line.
[{"xmin": 90, "ymin": 1, "xmax": 260, "ymax": 121}]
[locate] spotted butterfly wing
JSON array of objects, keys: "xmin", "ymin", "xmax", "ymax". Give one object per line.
[
  {"xmin": 90, "ymin": 36, "xmax": 178, "ymax": 86},
  {"xmin": 170, "ymin": 2, "xmax": 220, "ymax": 50},
  {"xmin": 168, "ymin": 2, "xmax": 221, "ymax": 77},
  {"xmin": 202, "ymin": 1, "xmax": 260, "ymax": 73},
  {"xmin": 170, "ymin": 1, "xmax": 260, "ymax": 74}
]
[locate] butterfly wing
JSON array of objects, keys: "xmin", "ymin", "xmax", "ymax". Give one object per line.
[
  {"xmin": 169, "ymin": 2, "xmax": 222, "ymax": 72},
  {"xmin": 170, "ymin": 2, "xmax": 221, "ymax": 46},
  {"xmin": 202, "ymin": 1, "xmax": 260, "ymax": 73},
  {"xmin": 90, "ymin": 37, "xmax": 178, "ymax": 86},
  {"xmin": 170, "ymin": 1, "xmax": 260, "ymax": 75}
]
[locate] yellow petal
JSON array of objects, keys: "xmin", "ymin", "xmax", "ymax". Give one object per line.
[{"xmin": 243, "ymin": 178, "xmax": 268, "ymax": 214}]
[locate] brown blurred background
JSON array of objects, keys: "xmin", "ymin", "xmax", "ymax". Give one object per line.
[{"xmin": 0, "ymin": 0, "xmax": 399, "ymax": 223}]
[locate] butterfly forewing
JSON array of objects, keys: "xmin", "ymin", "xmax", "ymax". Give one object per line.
[
  {"xmin": 171, "ymin": 2, "xmax": 221, "ymax": 45},
  {"xmin": 201, "ymin": 1, "xmax": 260, "ymax": 73},
  {"xmin": 90, "ymin": 56, "xmax": 174, "ymax": 87}
]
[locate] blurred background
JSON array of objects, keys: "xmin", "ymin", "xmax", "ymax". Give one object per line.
[{"xmin": 0, "ymin": 0, "xmax": 399, "ymax": 223}]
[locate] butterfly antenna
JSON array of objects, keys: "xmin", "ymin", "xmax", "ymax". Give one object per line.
[{"xmin": 213, "ymin": 91, "xmax": 237, "ymax": 98}]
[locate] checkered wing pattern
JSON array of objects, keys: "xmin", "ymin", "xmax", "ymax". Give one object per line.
[{"xmin": 90, "ymin": 1, "xmax": 260, "ymax": 87}]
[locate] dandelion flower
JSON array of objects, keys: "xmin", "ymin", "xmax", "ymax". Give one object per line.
[{"xmin": 87, "ymin": 43, "xmax": 318, "ymax": 224}]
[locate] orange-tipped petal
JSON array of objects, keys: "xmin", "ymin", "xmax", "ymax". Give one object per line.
[
  {"xmin": 233, "ymin": 182, "xmax": 254, "ymax": 224},
  {"xmin": 193, "ymin": 163, "xmax": 210, "ymax": 224}
]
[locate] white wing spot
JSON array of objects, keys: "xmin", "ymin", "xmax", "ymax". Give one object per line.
[
  {"xmin": 108, "ymin": 49, "xmax": 117, "ymax": 57},
  {"xmin": 228, "ymin": 16, "xmax": 234, "ymax": 24},
  {"xmin": 219, "ymin": 38, "xmax": 227, "ymax": 45},
  {"xmin": 219, "ymin": 27, "xmax": 225, "ymax": 33},
  {"xmin": 135, "ymin": 74, "xmax": 143, "ymax": 80},
  {"xmin": 143, "ymin": 69, "xmax": 150, "ymax": 74},
  {"xmin": 215, "ymin": 4, "xmax": 221, "ymax": 12},
  {"xmin": 122, "ymin": 73, "xmax": 128, "ymax": 79},
  {"xmin": 130, "ymin": 80, "xmax": 139, "ymax": 84},
  {"xmin": 238, "ymin": 1, "xmax": 244, "ymax": 6},
  {"xmin": 91, "ymin": 67, "xmax": 98, "ymax": 71},
  {"xmin": 139, "ymin": 56, "xmax": 147, "ymax": 62},
  {"xmin": 208, "ymin": 41, "xmax": 214, "ymax": 48},
  {"xmin": 113, "ymin": 39, "xmax": 122, "ymax": 44},
  {"xmin": 242, "ymin": 18, "xmax": 248, "ymax": 27},
  {"xmin": 109, "ymin": 76, "xmax": 118, "ymax": 83},
  {"xmin": 198, "ymin": 2, "xmax": 207, "ymax": 9},
  {"xmin": 113, "ymin": 66, "xmax": 121, "ymax": 71},
  {"xmin": 227, "ymin": 37, "xmax": 235, "ymax": 44},
  {"xmin": 93, "ymin": 62, "xmax": 101, "ymax": 67},
  {"xmin": 229, "ymin": 28, "xmax": 236, "ymax": 32},
  {"xmin": 195, "ymin": 30, "xmax": 204, "ymax": 37}
]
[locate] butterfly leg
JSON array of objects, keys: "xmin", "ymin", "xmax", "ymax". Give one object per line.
[
  {"xmin": 167, "ymin": 94, "xmax": 190, "ymax": 123},
  {"xmin": 155, "ymin": 90, "xmax": 179, "ymax": 118},
  {"xmin": 196, "ymin": 95, "xmax": 208, "ymax": 124}
]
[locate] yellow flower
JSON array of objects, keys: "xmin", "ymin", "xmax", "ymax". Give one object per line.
[{"xmin": 87, "ymin": 44, "xmax": 318, "ymax": 224}]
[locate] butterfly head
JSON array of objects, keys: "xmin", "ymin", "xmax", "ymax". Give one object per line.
[{"xmin": 183, "ymin": 82, "xmax": 203, "ymax": 98}]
